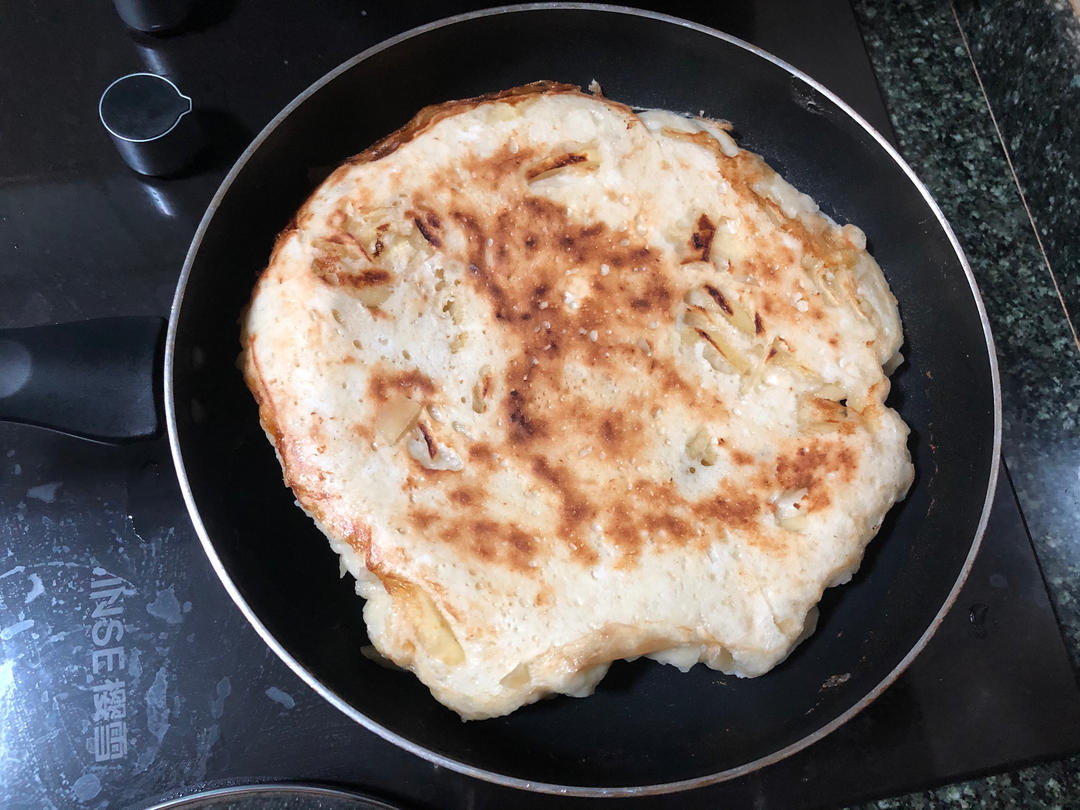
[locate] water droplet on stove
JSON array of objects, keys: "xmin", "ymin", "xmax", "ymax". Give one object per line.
[
  {"xmin": 124, "ymin": 441, "xmax": 184, "ymax": 546},
  {"xmin": 969, "ymin": 602, "xmax": 988, "ymax": 625}
]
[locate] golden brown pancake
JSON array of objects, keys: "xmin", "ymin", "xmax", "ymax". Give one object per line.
[{"xmin": 240, "ymin": 82, "xmax": 913, "ymax": 720}]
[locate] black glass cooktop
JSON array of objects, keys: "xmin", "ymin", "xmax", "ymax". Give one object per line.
[{"xmin": 2, "ymin": 2, "xmax": 1079, "ymax": 808}]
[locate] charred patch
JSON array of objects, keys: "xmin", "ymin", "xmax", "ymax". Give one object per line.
[
  {"xmin": 691, "ymin": 213, "xmax": 717, "ymax": 261},
  {"xmin": 413, "ymin": 215, "xmax": 442, "ymax": 248},
  {"xmin": 313, "ymin": 260, "xmax": 393, "ymax": 289},
  {"xmin": 696, "ymin": 328, "xmax": 721, "ymax": 353},
  {"xmin": 704, "ymin": 284, "xmax": 732, "ymax": 315},
  {"xmin": 506, "ymin": 389, "xmax": 539, "ymax": 441},
  {"xmin": 417, "ymin": 422, "xmax": 437, "ymax": 459},
  {"xmin": 525, "ymin": 152, "xmax": 589, "ymax": 181}
]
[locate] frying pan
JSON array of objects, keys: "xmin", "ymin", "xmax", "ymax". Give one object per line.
[{"xmin": 2, "ymin": 4, "xmax": 1001, "ymax": 796}]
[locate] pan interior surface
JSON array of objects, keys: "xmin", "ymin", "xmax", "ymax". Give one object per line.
[{"xmin": 168, "ymin": 6, "xmax": 998, "ymax": 793}]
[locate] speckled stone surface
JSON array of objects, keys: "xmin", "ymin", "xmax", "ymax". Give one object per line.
[
  {"xmin": 954, "ymin": 0, "xmax": 1080, "ymax": 340},
  {"xmin": 853, "ymin": 756, "xmax": 1080, "ymax": 808},
  {"xmin": 850, "ymin": 0, "xmax": 1080, "ymax": 806}
]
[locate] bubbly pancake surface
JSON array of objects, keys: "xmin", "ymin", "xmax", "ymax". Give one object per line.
[{"xmin": 241, "ymin": 82, "xmax": 914, "ymax": 720}]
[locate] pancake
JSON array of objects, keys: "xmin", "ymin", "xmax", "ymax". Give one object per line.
[{"xmin": 240, "ymin": 81, "xmax": 914, "ymax": 720}]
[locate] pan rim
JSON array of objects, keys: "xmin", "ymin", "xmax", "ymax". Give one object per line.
[{"xmin": 165, "ymin": 2, "xmax": 1003, "ymax": 797}]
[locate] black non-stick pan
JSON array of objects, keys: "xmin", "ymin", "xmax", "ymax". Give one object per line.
[{"xmin": 2, "ymin": 4, "xmax": 1001, "ymax": 796}]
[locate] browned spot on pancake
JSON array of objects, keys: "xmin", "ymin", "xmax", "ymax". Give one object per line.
[
  {"xmin": 469, "ymin": 530, "xmax": 497, "ymax": 561},
  {"xmin": 367, "ymin": 368, "xmax": 435, "ymax": 403},
  {"xmin": 346, "ymin": 522, "xmax": 372, "ymax": 555},
  {"xmin": 438, "ymin": 525, "xmax": 461, "ymax": 547},
  {"xmin": 506, "ymin": 528, "xmax": 537, "ymax": 568},
  {"xmin": 754, "ymin": 312, "xmax": 765, "ymax": 335},
  {"xmin": 531, "ymin": 458, "xmax": 599, "ymax": 564},
  {"xmin": 409, "ymin": 509, "xmax": 438, "ymax": 531},
  {"xmin": 449, "ymin": 488, "xmax": 475, "ymax": 505},
  {"xmin": 599, "ymin": 418, "xmax": 617, "ymax": 444},
  {"xmin": 650, "ymin": 358, "xmax": 696, "ymax": 398},
  {"xmin": 598, "ymin": 479, "xmax": 759, "ymax": 565},
  {"xmin": 643, "ymin": 512, "xmax": 693, "ymax": 544},
  {"xmin": 762, "ymin": 297, "xmax": 777, "ymax": 316},
  {"xmin": 698, "ymin": 487, "xmax": 762, "ymax": 533},
  {"xmin": 775, "ymin": 441, "xmax": 858, "ymax": 513},
  {"xmin": 731, "ymin": 450, "xmax": 755, "ymax": 466},
  {"xmin": 607, "ymin": 508, "xmax": 642, "ymax": 560},
  {"xmin": 467, "ymin": 520, "xmax": 501, "ymax": 559},
  {"xmin": 468, "ymin": 443, "xmax": 496, "ymax": 466},
  {"xmin": 450, "ymin": 209, "xmax": 510, "ymax": 318},
  {"xmin": 423, "ymin": 517, "xmax": 540, "ymax": 572},
  {"xmin": 590, "ymin": 406, "xmax": 648, "ymax": 459},
  {"xmin": 403, "ymin": 477, "xmax": 543, "ymax": 572}
]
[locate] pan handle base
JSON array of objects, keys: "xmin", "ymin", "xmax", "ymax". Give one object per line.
[{"xmin": 0, "ymin": 316, "xmax": 165, "ymax": 444}]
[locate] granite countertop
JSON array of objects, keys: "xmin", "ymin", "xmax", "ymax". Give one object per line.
[{"xmin": 851, "ymin": 0, "xmax": 1080, "ymax": 806}]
